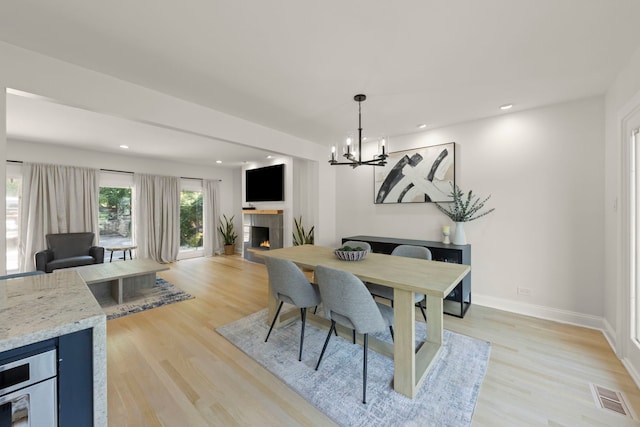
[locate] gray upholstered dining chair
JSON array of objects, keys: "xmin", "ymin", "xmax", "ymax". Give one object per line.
[
  {"xmin": 264, "ymin": 257, "xmax": 322, "ymax": 361},
  {"xmin": 365, "ymin": 244, "xmax": 431, "ymax": 321},
  {"xmin": 314, "ymin": 265, "xmax": 394, "ymax": 404},
  {"xmin": 339, "ymin": 240, "xmax": 372, "ymax": 343}
]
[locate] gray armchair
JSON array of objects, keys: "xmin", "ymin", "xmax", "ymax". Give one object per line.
[{"xmin": 35, "ymin": 232, "xmax": 105, "ymax": 273}]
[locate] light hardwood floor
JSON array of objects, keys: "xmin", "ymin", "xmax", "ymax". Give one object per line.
[{"xmin": 107, "ymin": 255, "xmax": 640, "ymax": 426}]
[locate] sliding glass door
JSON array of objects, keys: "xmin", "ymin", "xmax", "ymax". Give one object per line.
[
  {"xmin": 5, "ymin": 168, "xmax": 21, "ymax": 274},
  {"xmin": 179, "ymin": 180, "xmax": 203, "ymax": 259}
]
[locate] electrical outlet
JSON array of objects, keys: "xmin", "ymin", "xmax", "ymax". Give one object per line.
[{"xmin": 517, "ymin": 287, "xmax": 532, "ymax": 296}]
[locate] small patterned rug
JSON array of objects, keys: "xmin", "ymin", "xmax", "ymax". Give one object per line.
[
  {"xmin": 100, "ymin": 277, "xmax": 194, "ymax": 320},
  {"xmin": 217, "ymin": 309, "xmax": 491, "ymax": 427}
]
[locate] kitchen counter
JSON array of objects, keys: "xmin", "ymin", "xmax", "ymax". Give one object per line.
[{"xmin": 0, "ymin": 269, "xmax": 107, "ymax": 426}]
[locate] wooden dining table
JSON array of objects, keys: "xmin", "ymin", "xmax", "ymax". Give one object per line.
[{"xmin": 260, "ymin": 244, "xmax": 471, "ymax": 399}]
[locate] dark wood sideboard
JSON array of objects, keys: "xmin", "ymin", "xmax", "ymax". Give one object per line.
[{"xmin": 341, "ymin": 235, "xmax": 471, "ymax": 318}]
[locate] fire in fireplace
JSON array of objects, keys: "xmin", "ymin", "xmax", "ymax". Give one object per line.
[{"xmin": 250, "ymin": 226, "xmax": 270, "ymax": 250}]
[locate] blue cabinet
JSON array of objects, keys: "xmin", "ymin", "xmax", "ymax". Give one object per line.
[{"xmin": 0, "ymin": 329, "xmax": 94, "ymax": 426}]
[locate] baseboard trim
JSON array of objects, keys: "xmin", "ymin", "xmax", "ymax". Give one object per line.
[
  {"xmin": 473, "ymin": 293, "xmax": 605, "ymax": 330},
  {"xmin": 621, "ymin": 357, "xmax": 640, "ymax": 390},
  {"xmin": 601, "ymin": 317, "xmax": 619, "ymax": 357}
]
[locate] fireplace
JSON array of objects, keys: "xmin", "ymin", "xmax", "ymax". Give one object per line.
[
  {"xmin": 242, "ymin": 210, "xmax": 284, "ymax": 263},
  {"xmin": 250, "ymin": 226, "xmax": 270, "ymax": 249}
]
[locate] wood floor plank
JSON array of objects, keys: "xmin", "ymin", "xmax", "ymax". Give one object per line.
[{"xmin": 107, "ymin": 255, "xmax": 640, "ymax": 426}]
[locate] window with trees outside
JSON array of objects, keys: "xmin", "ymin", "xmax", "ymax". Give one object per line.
[
  {"xmin": 180, "ymin": 188, "xmax": 203, "ymax": 257},
  {"xmin": 99, "ymin": 187, "xmax": 132, "ymax": 248}
]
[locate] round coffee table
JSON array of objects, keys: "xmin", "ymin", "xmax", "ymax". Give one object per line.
[{"xmin": 106, "ymin": 245, "xmax": 137, "ymax": 262}]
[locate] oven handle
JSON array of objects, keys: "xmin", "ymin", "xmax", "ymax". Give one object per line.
[{"xmin": 0, "ymin": 349, "xmax": 56, "ymax": 397}]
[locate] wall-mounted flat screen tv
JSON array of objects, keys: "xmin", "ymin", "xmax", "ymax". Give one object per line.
[{"xmin": 245, "ymin": 164, "xmax": 285, "ymax": 202}]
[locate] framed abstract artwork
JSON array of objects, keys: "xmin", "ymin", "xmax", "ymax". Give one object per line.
[{"xmin": 374, "ymin": 142, "xmax": 455, "ymax": 204}]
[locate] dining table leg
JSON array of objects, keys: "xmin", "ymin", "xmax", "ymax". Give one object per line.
[
  {"xmin": 393, "ymin": 289, "xmax": 445, "ymax": 398},
  {"xmin": 393, "ymin": 288, "xmax": 416, "ymax": 398}
]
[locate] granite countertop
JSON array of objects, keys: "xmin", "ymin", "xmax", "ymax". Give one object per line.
[{"xmin": 0, "ymin": 269, "xmax": 106, "ymax": 353}]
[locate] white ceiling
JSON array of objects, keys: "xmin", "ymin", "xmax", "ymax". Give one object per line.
[
  {"xmin": 6, "ymin": 91, "xmax": 279, "ymax": 167},
  {"xmin": 2, "ymin": 0, "xmax": 640, "ymax": 166}
]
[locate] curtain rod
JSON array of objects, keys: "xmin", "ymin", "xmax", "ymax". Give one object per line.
[{"xmin": 7, "ymin": 162, "xmax": 222, "ymax": 181}]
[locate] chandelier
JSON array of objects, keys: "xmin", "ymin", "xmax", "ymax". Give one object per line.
[{"xmin": 329, "ymin": 94, "xmax": 388, "ymax": 167}]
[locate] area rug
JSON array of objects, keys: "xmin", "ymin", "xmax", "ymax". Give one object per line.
[
  {"xmin": 217, "ymin": 309, "xmax": 491, "ymax": 427},
  {"xmin": 100, "ymin": 277, "xmax": 194, "ymax": 320}
]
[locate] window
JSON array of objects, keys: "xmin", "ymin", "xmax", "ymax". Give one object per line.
[
  {"xmin": 6, "ymin": 171, "xmax": 21, "ymax": 274},
  {"xmin": 180, "ymin": 189, "xmax": 203, "ymax": 255},
  {"xmin": 99, "ymin": 187, "xmax": 132, "ymax": 247}
]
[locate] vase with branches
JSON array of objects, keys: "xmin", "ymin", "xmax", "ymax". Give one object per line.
[
  {"xmin": 218, "ymin": 214, "xmax": 238, "ymax": 255},
  {"xmin": 435, "ymin": 184, "xmax": 495, "ymax": 244}
]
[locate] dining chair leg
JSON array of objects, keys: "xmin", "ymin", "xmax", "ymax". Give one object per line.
[
  {"xmin": 299, "ymin": 307, "xmax": 307, "ymax": 361},
  {"xmin": 265, "ymin": 301, "xmax": 284, "ymax": 343},
  {"xmin": 313, "ymin": 305, "xmax": 318, "ymax": 314},
  {"xmin": 418, "ymin": 302, "xmax": 427, "ymax": 322},
  {"xmin": 315, "ymin": 320, "xmax": 335, "ymax": 371},
  {"xmin": 352, "ymin": 329, "xmax": 356, "ymax": 344},
  {"xmin": 389, "ymin": 325, "xmax": 394, "ymax": 341},
  {"xmin": 363, "ymin": 333, "xmax": 368, "ymax": 404}
]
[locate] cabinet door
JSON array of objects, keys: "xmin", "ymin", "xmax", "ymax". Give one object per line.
[
  {"xmin": 58, "ymin": 329, "xmax": 93, "ymax": 426},
  {"xmin": 369, "ymin": 242, "xmax": 396, "ymax": 254},
  {"xmin": 429, "ymin": 247, "xmax": 462, "ymax": 263}
]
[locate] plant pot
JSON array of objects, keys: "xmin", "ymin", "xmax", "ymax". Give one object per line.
[
  {"xmin": 453, "ymin": 222, "xmax": 467, "ymax": 245},
  {"xmin": 224, "ymin": 244, "xmax": 235, "ymax": 255}
]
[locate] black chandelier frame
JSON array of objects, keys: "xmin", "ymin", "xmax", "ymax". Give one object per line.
[{"xmin": 329, "ymin": 94, "xmax": 388, "ymax": 168}]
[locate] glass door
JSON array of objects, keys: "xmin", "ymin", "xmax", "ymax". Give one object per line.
[
  {"xmin": 179, "ymin": 187, "xmax": 203, "ymax": 259},
  {"xmin": 5, "ymin": 173, "xmax": 21, "ymax": 274},
  {"xmin": 626, "ymin": 107, "xmax": 640, "ymax": 373}
]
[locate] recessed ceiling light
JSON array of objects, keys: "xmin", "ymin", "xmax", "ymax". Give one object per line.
[
  {"xmin": 417, "ymin": 124, "xmax": 427, "ymax": 129},
  {"xmin": 266, "ymin": 155, "xmax": 273, "ymax": 159},
  {"xmin": 500, "ymin": 104, "xmax": 513, "ymax": 110},
  {"xmin": 216, "ymin": 160, "xmax": 222, "ymax": 164},
  {"xmin": 119, "ymin": 145, "xmax": 129, "ymax": 149}
]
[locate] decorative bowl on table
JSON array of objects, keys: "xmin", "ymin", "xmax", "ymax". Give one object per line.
[{"xmin": 334, "ymin": 246, "xmax": 369, "ymax": 261}]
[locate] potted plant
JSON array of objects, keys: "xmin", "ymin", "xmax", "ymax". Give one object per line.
[
  {"xmin": 218, "ymin": 214, "xmax": 238, "ymax": 255},
  {"xmin": 435, "ymin": 184, "xmax": 495, "ymax": 245},
  {"xmin": 293, "ymin": 216, "xmax": 314, "ymax": 246}
]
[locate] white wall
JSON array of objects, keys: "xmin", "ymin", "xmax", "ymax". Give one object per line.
[{"xmin": 335, "ymin": 97, "xmax": 605, "ymax": 324}]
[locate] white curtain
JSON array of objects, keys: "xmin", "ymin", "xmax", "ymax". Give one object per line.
[
  {"xmin": 203, "ymin": 179, "xmax": 222, "ymax": 256},
  {"xmin": 19, "ymin": 163, "xmax": 99, "ymax": 272},
  {"xmin": 134, "ymin": 174, "xmax": 180, "ymax": 263}
]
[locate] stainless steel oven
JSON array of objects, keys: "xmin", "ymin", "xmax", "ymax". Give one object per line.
[{"xmin": 0, "ymin": 349, "xmax": 57, "ymax": 427}]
